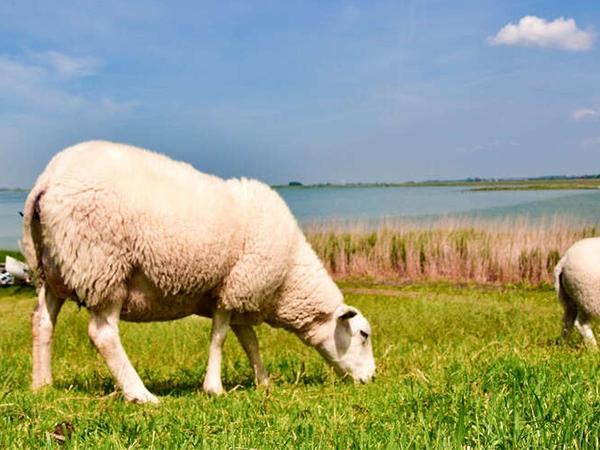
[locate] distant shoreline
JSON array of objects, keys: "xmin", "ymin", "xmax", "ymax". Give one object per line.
[{"xmin": 274, "ymin": 176, "xmax": 600, "ymax": 191}]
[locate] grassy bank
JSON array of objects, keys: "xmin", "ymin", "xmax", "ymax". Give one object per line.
[
  {"xmin": 0, "ymin": 249, "xmax": 24, "ymax": 262},
  {"xmin": 306, "ymin": 218, "xmax": 598, "ymax": 286},
  {"xmin": 2, "ymin": 282, "xmax": 600, "ymax": 447}
]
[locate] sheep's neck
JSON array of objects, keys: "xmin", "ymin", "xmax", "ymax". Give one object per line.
[{"xmin": 272, "ymin": 238, "xmax": 342, "ymax": 344}]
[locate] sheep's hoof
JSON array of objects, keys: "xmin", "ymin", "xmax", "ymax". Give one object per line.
[
  {"xmin": 125, "ymin": 389, "xmax": 160, "ymax": 404},
  {"xmin": 203, "ymin": 380, "xmax": 225, "ymax": 396},
  {"xmin": 32, "ymin": 380, "xmax": 52, "ymax": 391},
  {"xmin": 256, "ymin": 377, "xmax": 270, "ymax": 388}
]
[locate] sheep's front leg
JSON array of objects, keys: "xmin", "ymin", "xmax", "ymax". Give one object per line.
[
  {"xmin": 88, "ymin": 302, "xmax": 158, "ymax": 404},
  {"xmin": 203, "ymin": 309, "xmax": 231, "ymax": 395},
  {"xmin": 575, "ymin": 311, "xmax": 598, "ymax": 349},
  {"xmin": 232, "ymin": 325, "xmax": 269, "ymax": 387},
  {"xmin": 32, "ymin": 285, "xmax": 65, "ymax": 390}
]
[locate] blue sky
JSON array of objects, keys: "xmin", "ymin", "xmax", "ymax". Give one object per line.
[{"xmin": 1, "ymin": 1, "xmax": 599, "ymax": 187}]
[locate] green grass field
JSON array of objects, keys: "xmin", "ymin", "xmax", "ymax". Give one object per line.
[{"xmin": 2, "ymin": 282, "xmax": 600, "ymax": 448}]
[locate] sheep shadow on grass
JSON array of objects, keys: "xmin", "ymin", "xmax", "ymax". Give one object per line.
[{"xmin": 53, "ymin": 367, "xmax": 330, "ymax": 399}]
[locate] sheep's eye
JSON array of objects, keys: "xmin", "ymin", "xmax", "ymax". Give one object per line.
[{"xmin": 359, "ymin": 330, "xmax": 369, "ymax": 340}]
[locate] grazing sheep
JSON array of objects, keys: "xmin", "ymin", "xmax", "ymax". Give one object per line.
[
  {"xmin": 554, "ymin": 238, "xmax": 600, "ymax": 348},
  {"xmin": 23, "ymin": 141, "xmax": 375, "ymax": 403}
]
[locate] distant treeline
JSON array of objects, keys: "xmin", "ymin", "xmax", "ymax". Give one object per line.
[{"xmin": 275, "ymin": 174, "xmax": 600, "ymax": 189}]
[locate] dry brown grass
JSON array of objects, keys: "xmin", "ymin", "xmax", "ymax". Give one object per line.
[{"xmin": 304, "ymin": 217, "xmax": 600, "ymax": 286}]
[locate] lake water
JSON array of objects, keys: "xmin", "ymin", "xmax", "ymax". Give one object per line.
[{"xmin": 2, "ymin": 187, "xmax": 600, "ymax": 250}]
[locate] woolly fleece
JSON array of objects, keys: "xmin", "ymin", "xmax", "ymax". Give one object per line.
[
  {"xmin": 22, "ymin": 141, "xmax": 342, "ymax": 338},
  {"xmin": 555, "ymin": 237, "xmax": 600, "ymax": 318}
]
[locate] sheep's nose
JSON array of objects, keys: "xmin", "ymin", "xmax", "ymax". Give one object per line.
[{"xmin": 358, "ymin": 374, "xmax": 375, "ymax": 384}]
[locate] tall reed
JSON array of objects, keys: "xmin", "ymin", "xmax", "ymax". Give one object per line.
[{"xmin": 304, "ymin": 217, "xmax": 599, "ymax": 286}]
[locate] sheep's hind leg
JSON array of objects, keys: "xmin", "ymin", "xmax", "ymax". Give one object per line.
[
  {"xmin": 561, "ymin": 304, "xmax": 577, "ymax": 341},
  {"xmin": 88, "ymin": 301, "xmax": 158, "ymax": 403},
  {"xmin": 232, "ymin": 325, "xmax": 269, "ymax": 387},
  {"xmin": 574, "ymin": 311, "xmax": 598, "ymax": 349},
  {"xmin": 203, "ymin": 309, "xmax": 231, "ymax": 395},
  {"xmin": 32, "ymin": 285, "xmax": 65, "ymax": 390}
]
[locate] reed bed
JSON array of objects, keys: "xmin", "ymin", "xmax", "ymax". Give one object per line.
[{"xmin": 304, "ymin": 216, "xmax": 600, "ymax": 286}]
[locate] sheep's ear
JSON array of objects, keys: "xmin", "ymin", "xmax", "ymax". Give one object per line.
[{"xmin": 335, "ymin": 305, "xmax": 358, "ymax": 321}]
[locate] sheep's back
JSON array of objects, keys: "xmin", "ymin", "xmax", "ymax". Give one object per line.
[{"xmin": 36, "ymin": 141, "xmax": 244, "ymax": 305}]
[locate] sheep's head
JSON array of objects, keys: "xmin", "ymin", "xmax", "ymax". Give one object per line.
[{"xmin": 313, "ymin": 305, "xmax": 375, "ymax": 383}]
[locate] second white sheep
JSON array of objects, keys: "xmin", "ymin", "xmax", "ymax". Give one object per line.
[{"xmin": 555, "ymin": 237, "xmax": 600, "ymax": 347}]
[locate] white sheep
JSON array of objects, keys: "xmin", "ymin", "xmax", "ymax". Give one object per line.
[
  {"xmin": 555, "ymin": 237, "xmax": 600, "ymax": 348},
  {"xmin": 22, "ymin": 141, "xmax": 375, "ymax": 403}
]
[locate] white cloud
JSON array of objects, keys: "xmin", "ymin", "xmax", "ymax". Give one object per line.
[
  {"xmin": 573, "ymin": 108, "xmax": 599, "ymax": 121},
  {"xmin": 0, "ymin": 53, "xmax": 134, "ymax": 116},
  {"xmin": 0, "ymin": 55, "xmax": 45, "ymax": 86},
  {"xmin": 487, "ymin": 16, "xmax": 595, "ymax": 51},
  {"xmin": 30, "ymin": 51, "xmax": 100, "ymax": 77},
  {"xmin": 455, "ymin": 140, "xmax": 519, "ymax": 154},
  {"xmin": 0, "ymin": 53, "xmax": 137, "ymax": 187}
]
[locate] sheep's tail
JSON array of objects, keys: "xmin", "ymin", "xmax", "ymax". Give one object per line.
[
  {"xmin": 554, "ymin": 255, "xmax": 570, "ymax": 306},
  {"xmin": 21, "ymin": 182, "xmax": 48, "ymax": 287}
]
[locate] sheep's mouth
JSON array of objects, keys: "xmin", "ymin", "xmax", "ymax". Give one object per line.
[{"xmin": 356, "ymin": 374, "xmax": 375, "ymax": 384}]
